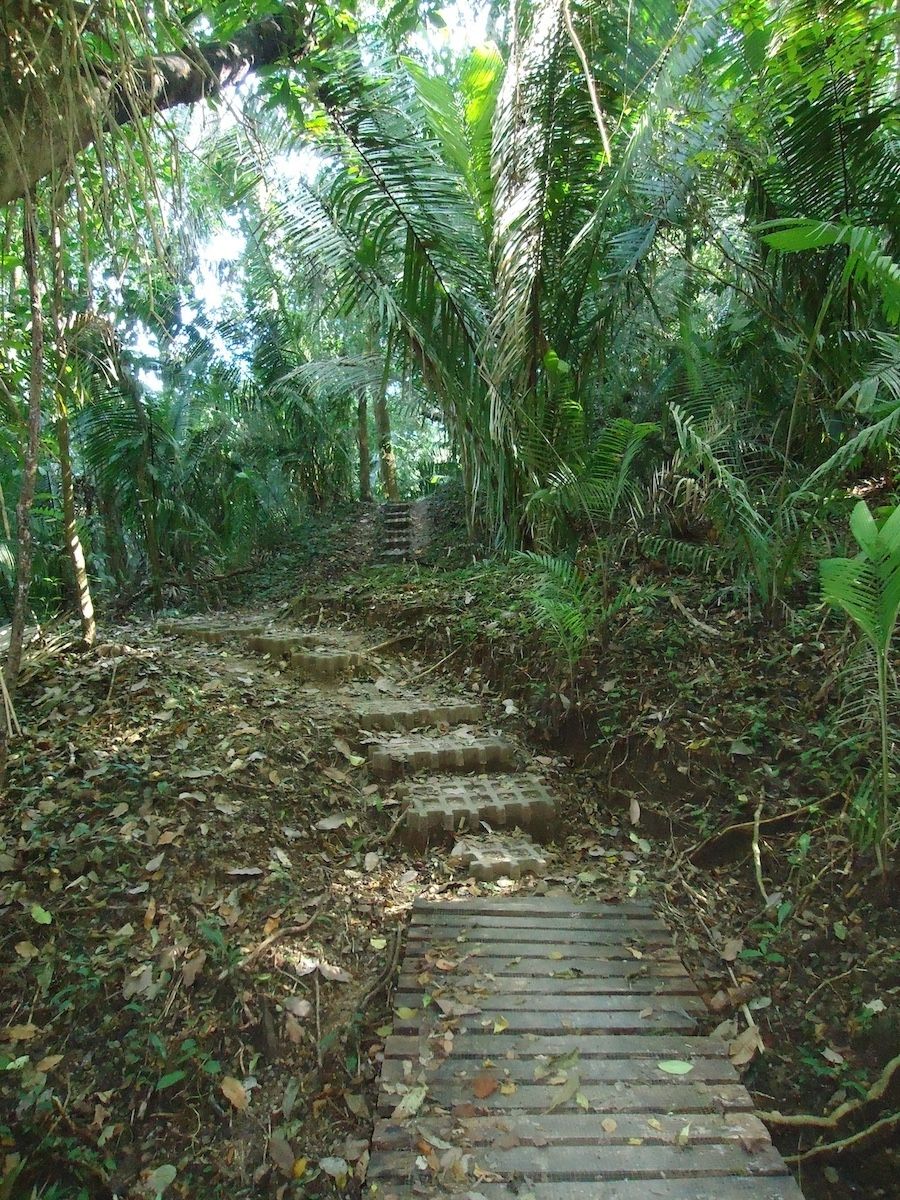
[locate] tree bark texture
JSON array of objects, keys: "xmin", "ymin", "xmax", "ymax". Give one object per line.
[
  {"xmin": 0, "ymin": 14, "xmax": 305, "ymax": 206},
  {"xmin": 50, "ymin": 204, "xmax": 96, "ymax": 648},
  {"xmin": 56, "ymin": 399, "xmax": 96, "ymax": 648},
  {"xmin": 3, "ymin": 193, "xmax": 43, "ymax": 698},
  {"xmin": 357, "ymin": 391, "xmax": 372, "ymax": 501},
  {"xmin": 373, "ymin": 387, "xmax": 400, "ymax": 501}
]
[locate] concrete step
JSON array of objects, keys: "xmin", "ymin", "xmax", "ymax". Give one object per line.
[
  {"xmin": 449, "ymin": 830, "xmax": 549, "ymax": 881},
  {"xmin": 400, "ymin": 773, "xmax": 555, "ymax": 848},
  {"xmin": 369, "ymin": 733, "xmax": 516, "ymax": 779},
  {"xmin": 378, "ymin": 547, "xmax": 412, "ymax": 561},
  {"xmin": 289, "ymin": 648, "xmax": 364, "ymax": 681},
  {"xmin": 245, "ymin": 632, "xmax": 320, "ymax": 656},
  {"xmin": 158, "ymin": 620, "xmax": 266, "ymax": 644},
  {"xmin": 355, "ymin": 699, "xmax": 482, "ymax": 732}
]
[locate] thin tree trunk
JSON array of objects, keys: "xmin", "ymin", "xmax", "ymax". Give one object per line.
[
  {"xmin": 118, "ymin": 366, "xmax": 164, "ymax": 606},
  {"xmin": 56, "ymin": 400, "xmax": 95, "ymax": 647},
  {"xmin": 50, "ymin": 202, "xmax": 95, "ymax": 648},
  {"xmin": 98, "ymin": 480, "xmax": 127, "ymax": 585},
  {"xmin": 357, "ymin": 391, "xmax": 372, "ymax": 502},
  {"xmin": 373, "ymin": 337, "xmax": 399, "ymax": 501},
  {"xmin": 2, "ymin": 192, "xmax": 43, "ymax": 708},
  {"xmin": 374, "ymin": 388, "xmax": 399, "ymax": 501}
]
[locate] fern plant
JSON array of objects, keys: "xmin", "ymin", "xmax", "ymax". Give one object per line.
[
  {"xmin": 820, "ymin": 501, "xmax": 900, "ymax": 872},
  {"xmin": 515, "ymin": 551, "xmax": 656, "ymax": 686}
]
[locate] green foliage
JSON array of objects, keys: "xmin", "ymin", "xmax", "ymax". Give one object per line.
[{"xmin": 820, "ymin": 501, "xmax": 900, "ymax": 868}]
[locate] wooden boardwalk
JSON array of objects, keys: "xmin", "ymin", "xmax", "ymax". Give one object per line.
[{"xmin": 367, "ymin": 895, "xmax": 804, "ymax": 1199}]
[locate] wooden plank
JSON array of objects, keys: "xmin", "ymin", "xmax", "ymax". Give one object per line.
[
  {"xmin": 379, "ymin": 1056, "xmax": 740, "ymax": 1086},
  {"xmin": 372, "ymin": 1110, "xmax": 772, "ymax": 1148},
  {"xmin": 368, "ymin": 1141, "xmax": 789, "ymax": 1179},
  {"xmin": 407, "ymin": 925, "xmax": 671, "ymax": 944},
  {"xmin": 369, "ymin": 1178, "xmax": 806, "ymax": 1200},
  {"xmin": 407, "ymin": 916, "xmax": 669, "ymax": 935},
  {"xmin": 397, "ymin": 971, "xmax": 700, "ymax": 995},
  {"xmin": 391, "ymin": 1008, "xmax": 697, "ymax": 1035},
  {"xmin": 399, "ymin": 955, "xmax": 689, "ymax": 977},
  {"xmin": 392, "ymin": 991, "xmax": 708, "ymax": 1014},
  {"xmin": 376, "ymin": 1081, "xmax": 754, "ymax": 1114},
  {"xmin": 404, "ymin": 941, "xmax": 682, "ymax": 961},
  {"xmin": 412, "ymin": 897, "xmax": 656, "ymax": 917},
  {"xmin": 384, "ymin": 1033, "xmax": 729, "ymax": 1059}
]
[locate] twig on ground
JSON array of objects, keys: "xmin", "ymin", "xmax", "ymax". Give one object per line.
[
  {"xmin": 356, "ymin": 927, "xmax": 403, "ymax": 1016},
  {"xmin": 413, "ymin": 643, "xmax": 465, "ymax": 680},
  {"xmin": 363, "ymin": 632, "xmax": 415, "ymax": 655},
  {"xmin": 668, "ymin": 592, "xmax": 723, "ymax": 638},
  {"xmin": 759, "ymin": 1052, "xmax": 900, "ymax": 1130},
  {"xmin": 237, "ymin": 906, "xmax": 323, "ymax": 972},
  {"xmin": 785, "ymin": 1110, "xmax": 900, "ymax": 1162},
  {"xmin": 751, "ymin": 797, "xmax": 771, "ymax": 905}
]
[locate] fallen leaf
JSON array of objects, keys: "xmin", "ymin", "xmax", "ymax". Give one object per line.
[
  {"xmin": 284, "ymin": 997, "xmax": 312, "ymax": 1018},
  {"xmin": 345, "ymin": 1092, "xmax": 370, "ymax": 1118},
  {"xmin": 269, "ymin": 1133, "xmax": 296, "ymax": 1178},
  {"xmin": 221, "ymin": 1076, "xmax": 249, "ymax": 1111},
  {"xmin": 602, "ymin": 1118, "xmax": 618, "ymax": 1133},
  {"xmin": 5, "ymin": 1023, "xmax": 39, "ymax": 1042},
  {"xmin": 472, "ymin": 1073, "xmax": 498, "ymax": 1099},
  {"xmin": 493, "ymin": 1016, "xmax": 509, "ymax": 1034},
  {"xmin": 30, "ymin": 904, "xmax": 52, "ymax": 925},
  {"xmin": 142, "ymin": 1165, "xmax": 177, "ymax": 1195},
  {"xmin": 182, "ymin": 951, "xmax": 206, "ymax": 988},
  {"xmin": 391, "ymin": 1084, "xmax": 427, "ymax": 1121},
  {"xmin": 319, "ymin": 1156, "xmax": 349, "ymax": 1185},
  {"xmin": 729, "ymin": 1023, "xmax": 764, "ymax": 1067},
  {"xmin": 319, "ymin": 961, "xmax": 351, "ymax": 982},
  {"xmin": 144, "ymin": 853, "xmax": 165, "ymax": 873},
  {"xmin": 226, "ymin": 866, "xmax": 263, "ymax": 876},
  {"xmin": 658, "ymin": 1060, "xmax": 694, "ymax": 1075}
]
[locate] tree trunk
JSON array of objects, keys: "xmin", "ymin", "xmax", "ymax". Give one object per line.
[
  {"xmin": 98, "ymin": 480, "xmax": 127, "ymax": 585},
  {"xmin": 117, "ymin": 366, "xmax": 164, "ymax": 607},
  {"xmin": 50, "ymin": 202, "xmax": 95, "ymax": 648},
  {"xmin": 0, "ymin": 15, "xmax": 307, "ymax": 205},
  {"xmin": 374, "ymin": 388, "xmax": 400, "ymax": 501},
  {"xmin": 56, "ymin": 399, "xmax": 95, "ymax": 647},
  {"xmin": 2, "ymin": 192, "xmax": 43, "ymax": 707},
  {"xmin": 357, "ymin": 391, "xmax": 372, "ymax": 502},
  {"xmin": 373, "ymin": 339, "xmax": 400, "ymax": 501}
]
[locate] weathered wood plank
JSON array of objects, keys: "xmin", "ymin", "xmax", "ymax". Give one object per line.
[
  {"xmin": 369, "ymin": 1178, "xmax": 805, "ymax": 1200},
  {"xmin": 379, "ymin": 1055, "xmax": 740, "ymax": 1085},
  {"xmin": 368, "ymin": 1141, "xmax": 789, "ymax": 1178},
  {"xmin": 372, "ymin": 1110, "xmax": 772, "ymax": 1147},
  {"xmin": 391, "ymin": 1008, "xmax": 698, "ymax": 1034},
  {"xmin": 403, "ymin": 941, "xmax": 682, "ymax": 961},
  {"xmin": 407, "ymin": 917, "xmax": 668, "ymax": 936},
  {"xmin": 384, "ymin": 1033, "xmax": 730, "ymax": 1059},
  {"xmin": 397, "ymin": 971, "xmax": 699, "ymax": 995},
  {"xmin": 392, "ymin": 991, "xmax": 708, "ymax": 1014},
  {"xmin": 412, "ymin": 897, "xmax": 656, "ymax": 917},
  {"xmin": 399, "ymin": 955, "xmax": 689, "ymax": 977},
  {"xmin": 376, "ymin": 1081, "xmax": 754, "ymax": 1114}
]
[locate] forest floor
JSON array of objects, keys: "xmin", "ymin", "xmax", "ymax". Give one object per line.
[{"xmin": 1, "ymin": 499, "xmax": 898, "ymax": 1200}]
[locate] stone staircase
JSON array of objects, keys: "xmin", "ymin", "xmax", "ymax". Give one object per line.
[
  {"xmin": 158, "ymin": 615, "xmax": 555, "ymax": 881},
  {"xmin": 377, "ymin": 501, "xmax": 414, "ymax": 562}
]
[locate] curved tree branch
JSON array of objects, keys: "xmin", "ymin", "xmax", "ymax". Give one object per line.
[{"xmin": 0, "ymin": 14, "xmax": 310, "ymax": 206}]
